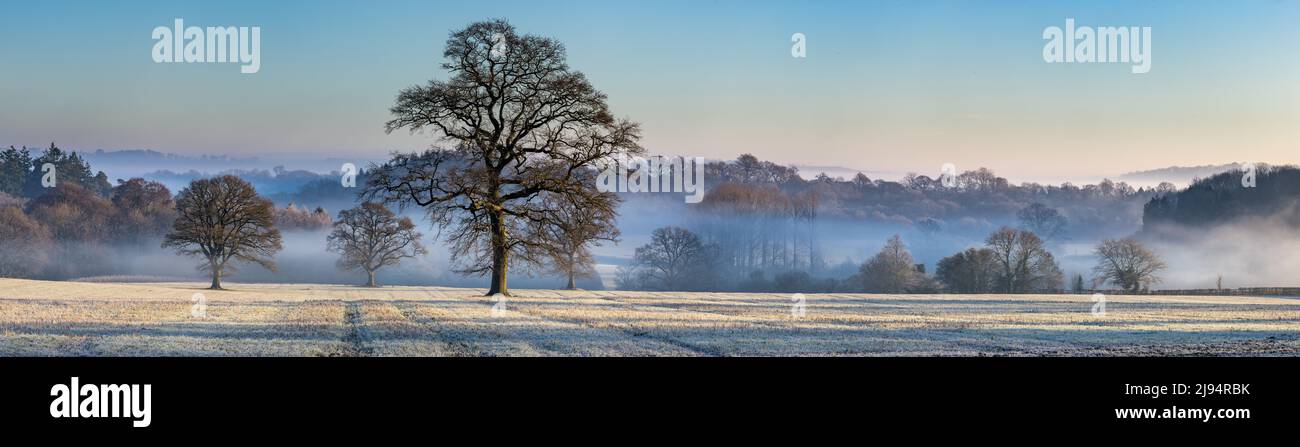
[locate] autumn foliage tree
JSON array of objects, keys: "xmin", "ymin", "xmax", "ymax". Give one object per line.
[
  {"xmin": 364, "ymin": 20, "xmax": 641, "ymax": 296},
  {"xmin": 0, "ymin": 206, "xmax": 52, "ymax": 278},
  {"xmin": 164, "ymin": 175, "xmax": 283, "ymax": 289},
  {"xmin": 326, "ymin": 202, "xmax": 426, "ymax": 287},
  {"xmin": 109, "ymin": 178, "xmax": 176, "ymax": 245}
]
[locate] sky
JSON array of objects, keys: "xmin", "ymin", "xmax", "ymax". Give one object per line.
[{"xmin": 2, "ymin": 0, "xmax": 1298, "ymax": 182}]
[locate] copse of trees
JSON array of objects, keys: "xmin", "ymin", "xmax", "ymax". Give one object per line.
[
  {"xmin": 0, "ymin": 176, "xmax": 176, "ymax": 280},
  {"xmin": 363, "ymin": 20, "xmax": 641, "ymax": 296},
  {"xmin": 326, "ymin": 202, "xmax": 426, "ymax": 287},
  {"xmin": 936, "ymin": 228, "xmax": 1063, "ymax": 294},
  {"xmin": 1093, "ymin": 238, "xmax": 1166, "ymax": 293},
  {"xmin": 935, "ymin": 247, "xmax": 998, "ymax": 294},
  {"xmin": 0, "ymin": 146, "xmax": 32, "ymax": 197},
  {"xmin": 0, "ymin": 143, "xmax": 112, "ymax": 198},
  {"xmin": 164, "ymin": 175, "xmax": 283, "ymax": 290},
  {"xmin": 24, "ymin": 183, "xmax": 115, "ymax": 243},
  {"xmin": 693, "ymin": 183, "xmax": 820, "ymax": 280}
]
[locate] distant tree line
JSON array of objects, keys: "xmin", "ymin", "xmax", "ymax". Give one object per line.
[
  {"xmin": 619, "ymin": 223, "xmax": 1164, "ymax": 295},
  {"xmin": 700, "ymin": 153, "xmax": 1161, "ymax": 241}
]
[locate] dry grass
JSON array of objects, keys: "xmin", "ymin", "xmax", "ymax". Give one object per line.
[{"xmin": 2, "ymin": 278, "xmax": 1299, "ymax": 356}]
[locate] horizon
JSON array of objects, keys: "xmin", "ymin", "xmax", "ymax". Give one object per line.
[
  {"xmin": 3, "ymin": 0, "xmax": 1299, "ymax": 181},
  {"xmin": 2, "ymin": 145, "xmax": 1276, "ymax": 188}
]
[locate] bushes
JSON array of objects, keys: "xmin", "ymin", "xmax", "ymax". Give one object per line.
[
  {"xmin": 0, "ymin": 206, "xmax": 52, "ymax": 277},
  {"xmin": 274, "ymin": 203, "xmax": 332, "ymax": 231}
]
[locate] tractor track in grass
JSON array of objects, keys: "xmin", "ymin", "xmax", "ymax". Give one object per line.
[
  {"xmin": 462, "ymin": 292, "xmax": 729, "ymax": 357},
  {"xmin": 389, "ymin": 298, "xmax": 488, "ymax": 357},
  {"xmin": 339, "ymin": 300, "xmax": 374, "ymax": 357}
]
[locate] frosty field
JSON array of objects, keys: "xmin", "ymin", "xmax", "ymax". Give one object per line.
[{"xmin": 2, "ymin": 278, "xmax": 1299, "ymax": 356}]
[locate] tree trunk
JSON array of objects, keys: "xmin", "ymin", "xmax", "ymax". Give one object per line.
[
  {"xmin": 367, "ymin": 270, "xmax": 377, "ymax": 288},
  {"xmin": 487, "ymin": 211, "xmax": 510, "ymax": 296},
  {"xmin": 565, "ymin": 252, "xmax": 577, "ymax": 290},
  {"xmin": 209, "ymin": 261, "xmax": 223, "ymax": 290}
]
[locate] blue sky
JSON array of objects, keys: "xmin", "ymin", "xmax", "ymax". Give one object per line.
[{"xmin": 2, "ymin": 0, "xmax": 1297, "ymax": 181}]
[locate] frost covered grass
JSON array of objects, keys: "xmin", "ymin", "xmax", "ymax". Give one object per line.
[{"xmin": 2, "ymin": 278, "xmax": 1299, "ymax": 356}]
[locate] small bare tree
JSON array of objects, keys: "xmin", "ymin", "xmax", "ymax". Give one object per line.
[
  {"xmin": 625, "ymin": 226, "xmax": 714, "ymax": 291},
  {"xmin": 163, "ymin": 175, "xmax": 282, "ymax": 290},
  {"xmin": 538, "ymin": 190, "xmax": 618, "ymax": 290},
  {"xmin": 327, "ymin": 202, "xmax": 427, "ymax": 287},
  {"xmin": 1017, "ymin": 202, "xmax": 1066, "ymax": 242},
  {"xmin": 1093, "ymin": 238, "xmax": 1166, "ymax": 293},
  {"xmin": 364, "ymin": 20, "xmax": 641, "ymax": 296},
  {"xmin": 855, "ymin": 235, "xmax": 922, "ymax": 293}
]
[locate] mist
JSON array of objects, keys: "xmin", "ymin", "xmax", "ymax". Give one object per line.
[{"xmin": 1144, "ymin": 217, "xmax": 1300, "ymax": 290}]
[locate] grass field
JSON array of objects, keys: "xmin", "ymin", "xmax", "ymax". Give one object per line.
[{"xmin": 2, "ymin": 278, "xmax": 1299, "ymax": 356}]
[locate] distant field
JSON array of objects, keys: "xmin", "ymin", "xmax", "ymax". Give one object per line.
[{"xmin": 2, "ymin": 278, "xmax": 1299, "ymax": 356}]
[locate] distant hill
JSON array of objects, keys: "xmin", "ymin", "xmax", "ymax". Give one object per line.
[
  {"xmin": 1142, "ymin": 164, "xmax": 1300, "ymax": 232},
  {"xmin": 1119, "ymin": 163, "xmax": 1244, "ymax": 187},
  {"xmin": 79, "ymin": 149, "xmax": 382, "ymax": 184}
]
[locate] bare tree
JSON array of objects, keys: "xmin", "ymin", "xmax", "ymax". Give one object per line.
[
  {"xmin": 1093, "ymin": 238, "xmax": 1166, "ymax": 293},
  {"xmin": 538, "ymin": 188, "xmax": 618, "ymax": 290},
  {"xmin": 327, "ymin": 202, "xmax": 427, "ymax": 287},
  {"xmin": 1017, "ymin": 202, "xmax": 1066, "ymax": 241},
  {"xmin": 985, "ymin": 227, "xmax": 1063, "ymax": 293},
  {"xmin": 625, "ymin": 226, "xmax": 715, "ymax": 291},
  {"xmin": 163, "ymin": 175, "xmax": 282, "ymax": 290},
  {"xmin": 364, "ymin": 20, "xmax": 641, "ymax": 296},
  {"xmin": 854, "ymin": 235, "xmax": 921, "ymax": 293}
]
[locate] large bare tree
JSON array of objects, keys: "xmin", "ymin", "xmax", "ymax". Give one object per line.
[
  {"xmin": 1093, "ymin": 238, "xmax": 1165, "ymax": 293},
  {"xmin": 364, "ymin": 20, "xmax": 641, "ymax": 296},
  {"xmin": 163, "ymin": 175, "xmax": 282, "ymax": 290},
  {"xmin": 326, "ymin": 202, "xmax": 427, "ymax": 287}
]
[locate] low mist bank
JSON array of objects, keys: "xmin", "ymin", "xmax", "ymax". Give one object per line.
[{"xmin": 1145, "ymin": 218, "xmax": 1300, "ymax": 289}]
